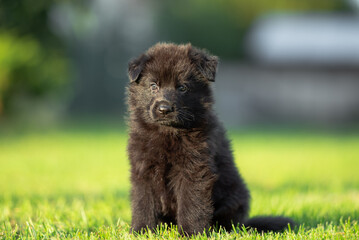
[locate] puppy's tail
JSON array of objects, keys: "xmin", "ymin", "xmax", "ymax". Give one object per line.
[{"xmin": 244, "ymin": 216, "xmax": 295, "ymax": 232}]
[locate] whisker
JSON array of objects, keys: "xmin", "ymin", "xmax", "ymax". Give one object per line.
[{"xmin": 178, "ymin": 109, "xmax": 195, "ymax": 122}]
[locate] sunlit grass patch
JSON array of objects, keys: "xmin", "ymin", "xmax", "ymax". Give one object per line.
[{"xmin": 0, "ymin": 127, "xmax": 358, "ymax": 239}]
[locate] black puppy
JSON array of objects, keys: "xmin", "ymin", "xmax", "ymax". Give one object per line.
[{"xmin": 126, "ymin": 43, "xmax": 293, "ymax": 235}]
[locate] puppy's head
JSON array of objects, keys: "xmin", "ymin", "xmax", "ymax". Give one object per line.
[{"xmin": 127, "ymin": 43, "xmax": 218, "ymax": 129}]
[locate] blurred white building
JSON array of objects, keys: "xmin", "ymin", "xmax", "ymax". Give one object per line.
[
  {"xmin": 215, "ymin": 14, "xmax": 359, "ymax": 128},
  {"xmin": 247, "ymin": 14, "xmax": 359, "ymax": 67}
]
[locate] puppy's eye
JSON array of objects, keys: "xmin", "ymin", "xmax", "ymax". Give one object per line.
[
  {"xmin": 150, "ymin": 82, "xmax": 158, "ymax": 91},
  {"xmin": 178, "ymin": 85, "xmax": 188, "ymax": 93}
]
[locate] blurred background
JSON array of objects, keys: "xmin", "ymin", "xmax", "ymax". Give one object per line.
[
  {"xmin": 0, "ymin": 0, "xmax": 359, "ymax": 129},
  {"xmin": 1, "ymin": 1, "xmax": 359, "ymax": 233}
]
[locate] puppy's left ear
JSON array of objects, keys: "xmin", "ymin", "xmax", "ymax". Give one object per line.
[
  {"xmin": 189, "ymin": 47, "xmax": 218, "ymax": 82},
  {"xmin": 128, "ymin": 54, "xmax": 149, "ymax": 83}
]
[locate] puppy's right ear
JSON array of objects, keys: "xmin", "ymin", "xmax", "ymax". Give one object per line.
[{"xmin": 128, "ymin": 54, "xmax": 149, "ymax": 83}]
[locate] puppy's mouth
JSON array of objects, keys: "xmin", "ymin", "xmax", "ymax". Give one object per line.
[
  {"xmin": 150, "ymin": 112, "xmax": 185, "ymax": 128},
  {"xmin": 154, "ymin": 114, "xmax": 196, "ymax": 129},
  {"xmin": 154, "ymin": 115, "xmax": 178, "ymax": 125}
]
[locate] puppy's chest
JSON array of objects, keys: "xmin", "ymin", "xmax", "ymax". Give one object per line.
[
  {"xmin": 154, "ymin": 134, "xmax": 208, "ymax": 165},
  {"xmin": 132, "ymin": 132, "xmax": 212, "ymax": 215}
]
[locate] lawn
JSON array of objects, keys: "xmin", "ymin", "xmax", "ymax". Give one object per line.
[{"xmin": 0, "ymin": 125, "xmax": 358, "ymax": 239}]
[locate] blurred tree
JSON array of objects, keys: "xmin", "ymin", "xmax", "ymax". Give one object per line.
[
  {"xmin": 157, "ymin": 0, "xmax": 348, "ymax": 59},
  {"xmin": 0, "ymin": 0, "xmax": 69, "ymax": 116},
  {"xmin": 157, "ymin": 1, "xmax": 243, "ymax": 59}
]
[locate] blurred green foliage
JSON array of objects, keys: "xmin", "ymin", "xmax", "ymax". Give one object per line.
[
  {"xmin": 0, "ymin": 0, "xmax": 69, "ymax": 116},
  {"xmin": 158, "ymin": 0, "xmax": 347, "ymax": 59},
  {"xmin": 0, "ymin": 33, "xmax": 68, "ymax": 114}
]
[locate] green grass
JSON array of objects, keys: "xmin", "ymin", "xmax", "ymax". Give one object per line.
[{"xmin": 1, "ymin": 126, "xmax": 359, "ymax": 239}]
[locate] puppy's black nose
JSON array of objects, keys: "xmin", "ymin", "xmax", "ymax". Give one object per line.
[{"xmin": 158, "ymin": 104, "xmax": 173, "ymax": 115}]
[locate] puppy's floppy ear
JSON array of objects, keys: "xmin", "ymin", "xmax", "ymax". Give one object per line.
[
  {"xmin": 189, "ymin": 47, "xmax": 218, "ymax": 82},
  {"xmin": 128, "ymin": 54, "xmax": 150, "ymax": 83}
]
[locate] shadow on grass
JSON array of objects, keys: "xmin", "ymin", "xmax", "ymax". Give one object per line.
[
  {"xmin": 250, "ymin": 182, "xmax": 359, "ymax": 230},
  {"xmin": 294, "ymin": 212, "xmax": 359, "ymax": 229}
]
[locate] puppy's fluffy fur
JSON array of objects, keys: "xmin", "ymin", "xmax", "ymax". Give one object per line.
[{"xmin": 126, "ymin": 43, "xmax": 293, "ymax": 235}]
